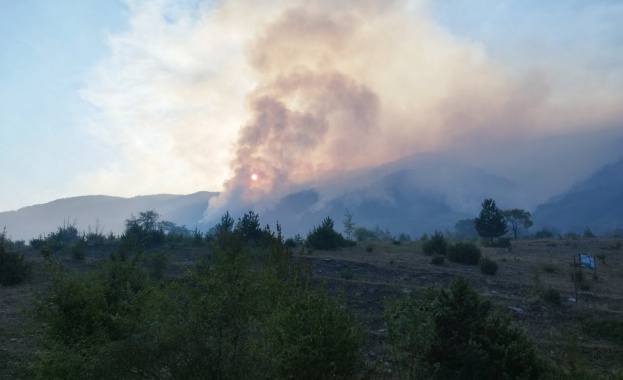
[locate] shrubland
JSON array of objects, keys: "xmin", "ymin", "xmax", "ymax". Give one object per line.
[{"xmin": 1, "ymin": 209, "xmax": 622, "ymax": 379}]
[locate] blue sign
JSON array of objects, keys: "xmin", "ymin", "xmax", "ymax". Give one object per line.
[{"xmin": 579, "ymin": 254, "xmax": 595, "ymax": 269}]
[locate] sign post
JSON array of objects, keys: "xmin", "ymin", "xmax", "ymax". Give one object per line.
[{"xmin": 574, "ymin": 253, "xmax": 596, "ymax": 303}]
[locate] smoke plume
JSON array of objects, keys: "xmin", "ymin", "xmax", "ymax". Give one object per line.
[{"xmin": 80, "ymin": 0, "xmax": 623, "ymax": 222}]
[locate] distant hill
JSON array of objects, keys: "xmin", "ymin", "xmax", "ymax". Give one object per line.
[
  {"xmin": 0, "ymin": 192, "xmax": 216, "ymax": 241},
  {"xmin": 261, "ymin": 153, "xmax": 526, "ymax": 238},
  {"xmin": 533, "ymin": 159, "xmax": 623, "ymax": 235},
  {"xmin": 1, "ymin": 153, "xmax": 527, "ymax": 241}
]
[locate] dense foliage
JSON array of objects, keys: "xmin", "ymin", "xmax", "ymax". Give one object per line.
[
  {"xmin": 386, "ymin": 277, "xmax": 543, "ymax": 379},
  {"xmin": 306, "ymin": 217, "xmax": 354, "ymax": 250},
  {"xmin": 502, "ymin": 209, "xmax": 533, "ymax": 240},
  {"xmin": 475, "ymin": 199, "xmax": 508, "ymax": 244},
  {"xmin": 32, "ymin": 218, "xmax": 363, "ymax": 379},
  {"xmin": 0, "ymin": 229, "xmax": 32, "ymax": 286},
  {"xmin": 446, "ymin": 242, "xmax": 482, "ymax": 265},
  {"xmin": 479, "ymin": 255, "xmax": 498, "ymax": 275},
  {"xmin": 422, "ymin": 231, "xmax": 447, "ymax": 256}
]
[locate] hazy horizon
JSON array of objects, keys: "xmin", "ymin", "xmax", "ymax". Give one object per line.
[{"xmin": 2, "ymin": 1, "xmax": 623, "ymax": 216}]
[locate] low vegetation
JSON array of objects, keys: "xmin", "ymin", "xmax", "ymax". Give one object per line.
[
  {"xmin": 446, "ymin": 242, "xmax": 481, "ymax": 265},
  {"xmin": 386, "ymin": 276, "xmax": 543, "ymax": 379},
  {"xmin": 1, "ymin": 207, "xmax": 622, "ymax": 379},
  {"xmin": 0, "ymin": 229, "xmax": 32, "ymax": 286}
]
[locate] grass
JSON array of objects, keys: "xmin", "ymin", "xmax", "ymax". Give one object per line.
[{"xmin": 2, "ymin": 237, "xmax": 623, "ymax": 378}]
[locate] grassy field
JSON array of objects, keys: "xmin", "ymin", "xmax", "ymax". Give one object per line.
[{"xmin": 1, "ymin": 236, "xmax": 622, "ymax": 378}]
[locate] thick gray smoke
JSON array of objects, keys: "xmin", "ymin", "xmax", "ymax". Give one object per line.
[{"xmin": 79, "ymin": 1, "xmax": 623, "ymax": 223}]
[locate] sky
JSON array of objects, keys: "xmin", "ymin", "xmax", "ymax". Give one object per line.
[{"xmin": 1, "ymin": 0, "xmax": 623, "ymax": 213}]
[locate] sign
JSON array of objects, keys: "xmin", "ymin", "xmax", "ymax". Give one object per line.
[{"xmin": 579, "ymin": 254, "xmax": 595, "ymax": 269}]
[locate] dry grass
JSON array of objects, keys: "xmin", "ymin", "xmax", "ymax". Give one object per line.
[
  {"xmin": 2, "ymin": 237, "xmax": 622, "ymax": 378},
  {"xmin": 302, "ymin": 237, "xmax": 623, "ymax": 376}
]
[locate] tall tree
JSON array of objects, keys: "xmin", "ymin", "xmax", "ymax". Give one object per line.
[
  {"xmin": 503, "ymin": 209, "xmax": 533, "ymax": 240},
  {"xmin": 474, "ymin": 199, "xmax": 508, "ymax": 244},
  {"xmin": 343, "ymin": 209, "xmax": 356, "ymax": 241}
]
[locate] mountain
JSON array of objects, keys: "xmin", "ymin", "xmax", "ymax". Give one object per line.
[
  {"xmin": 1, "ymin": 153, "xmax": 525, "ymax": 241},
  {"xmin": 0, "ymin": 192, "xmax": 216, "ymax": 241},
  {"xmin": 260, "ymin": 153, "xmax": 526, "ymax": 238},
  {"xmin": 533, "ymin": 159, "xmax": 623, "ymax": 235}
]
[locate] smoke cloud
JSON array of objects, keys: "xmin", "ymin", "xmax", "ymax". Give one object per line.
[{"xmin": 80, "ymin": 0, "xmax": 623, "ymax": 222}]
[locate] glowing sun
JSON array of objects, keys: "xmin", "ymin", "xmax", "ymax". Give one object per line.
[{"xmin": 251, "ymin": 173, "xmax": 258, "ymax": 181}]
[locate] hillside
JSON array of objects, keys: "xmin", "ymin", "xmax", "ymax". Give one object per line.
[
  {"xmin": 0, "ymin": 192, "xmax": 216, "ymax": 241},
  {"xmin": 4, "ymin": 152, "xmax": 623, "ymax": 242},
  {"xmin": 1, "ymin": 154, "xmax": 525, "ymax": 241},
  {"xmin": 257, "ymin": 153, "xmax": 526, "ymax": 238},
  {"xmin": 533, "ymin": 159, "xmax": 623, "ymax": 235},
  {"xmin": 2, "ymin": 236, "xmax": 622, "ymax": 378}
]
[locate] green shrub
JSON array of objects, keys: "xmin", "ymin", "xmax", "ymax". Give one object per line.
[
  {"xmin": 422, "ymin": 231, "xmax": 447, "ymax": 256},
  {"xmin": 147, "ymin": 251, "xmax": 169, "ymax": 280},
  {"xmin": 541, "ymin": 262, "xmax": 556, "ymax": 273},
  {"xmin": 284, "ymin": 238, "xmax": 298, "ymax": 248},
  {"xmin": 353, "ymin": 226, "xmax": 379, "ymax": 242},
  {"xmin": 535, "ymin": 229, "xmax": 555, "ymax": 239},
  {"xmin": 33, "ymin": 214, "xmax": 364, "ymax": 379},
  {"xmin": 585, "ymin": 319, "xmax": 623, "ymax": 345},
  {"xmin": 492, "ymin": 236, "xmax": 512, "ymax": 249},
  {"xmin": 340, "ymin": 269, "xmax": 354, "ymax": 280},
  {"xmin": 447, "ymin": 242, "xmax": 481, "ymax": 265},
  {"xmin": 365, "ymin": 244, "xmax": 374, "ymax": 252},
  {"xmin": 385, "ymin": 277, "xmax": 543, "ymax": 379},
  {"xmin": 479, "ymin": 256, "xmax": 498, "ymax": 275},
  {"xmin": 306, "ymin": 217, "xmax": 353, "ymax": 250},
  {"xmin": 0, "ymin": 230, "xmax": 33, "ymax": 286},
  {"xmin": 540, "ymin": 287, "xmax": 561, "ymax": 304},
  {"xmin": 70, "ymin": 240, "xmax": 86, "ymax": 262},
  {"xmin": 431, "ymin": 254, "xmax": 445, "ymax": 265}
]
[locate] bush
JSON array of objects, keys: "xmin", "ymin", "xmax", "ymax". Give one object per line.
[
  {"xmin": 479, "ymin": 256, "xmax": 498, "ymax": 275},
  {"xmin": 422, "ymin": 231, "xmax": 447, "ymax": 256},
  {"xmin": 447, "ymin": 242, "xmax": 481, "ymax": 265},
  {"xmin": 353, "ymin": 227, "xmax": 379, "ymax": 242},
  {"xmin": 365, "ymin": 244, "xmax": 374, "ymax": 252},
  {"xmin": 385, "ymin": 277, "xmax": 543, "ymax": 379},
  {"xmin": 307, "ymin": 217, "xmax": 354, "ymax": 250},
  {"xmin": 70, "ymin": 240, "xmax": 86, "ymax": 262},
  {"xmin": 0, "ymin": 230, "xmax": 33, "ymax": 286},
  {"xmin": 541, "ymin": 262, "xmax": 556, "ymax": 273},
  {"xmin": 535, "ymin": 229, "xmax": 555, "ymax": 239},
  {"xmin": 431, "ymin": 254, "xmax": 445, "ymax": 265},
  {"xmin": 340, "ymin": 269, "xmax": 354, "ymax": 280},
  {"xmin": 33, "ymin": 214, "xmax": 364, "ymax": 379},
  {"xmin": 491, "ymin": 236, "xmax": 512, "ymax": 249},
  {"xmin": 46, "ymin": 221, "xmax": 81, "ymax": 251},
  {"xmin": 540, "ymin": 287, "xmax": 561, "ymax": 304}
]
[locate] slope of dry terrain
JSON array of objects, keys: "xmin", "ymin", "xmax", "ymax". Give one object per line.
[{"xmin": 1, "ymin": 237, "xmax": 622, "ymax": 378}]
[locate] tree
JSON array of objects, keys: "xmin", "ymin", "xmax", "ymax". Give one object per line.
[
  {"xmin": 307, "ymin": 217, "xmax": 352, "ymax": 250},
  {"xmin": 122, "ymin": 210, "xmax": 165, "ymax": 247},
  {"xmin": 343, "ymin": 209, "xmax": 356, "ymax": 241},
  {"xmin": 422, "ymin": 231, "xmax": 447, "ymax": 256},
  {"xmin": 0, "ymin": 229, "xmax": 32, "ymax": 286},
  {"xmin": 385, "ymin": 277, "xmax": 543, "ymax": 379},
  {"xmin": 502, "ymin": 209, "xmax": 533, "ymax": 240},
  {"xmin": 235, "ymin": 210, "xmax": 263, "ymax": 243},
  {"xmin": 474, "ymin": 199, "xmax": 508, "ymax": 244}
]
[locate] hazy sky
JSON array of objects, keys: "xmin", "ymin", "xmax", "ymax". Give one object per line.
[{"xmin": 2, "ymin": 0, "xmax": 622, "ymax": 212}]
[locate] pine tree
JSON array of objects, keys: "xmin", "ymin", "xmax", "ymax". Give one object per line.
[{"xmin": 474, "ymin": 199, "xmax": 508, "ymax": 244}]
